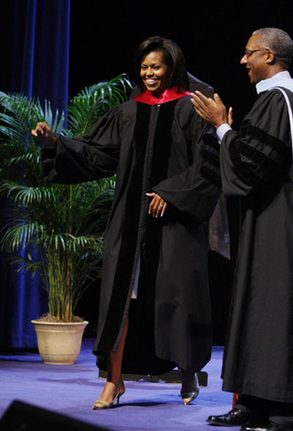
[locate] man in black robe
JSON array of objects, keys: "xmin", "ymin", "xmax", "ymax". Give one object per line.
[{"xmin": 192, "ymin": 27, "xmax": 293, "ymax": 431}]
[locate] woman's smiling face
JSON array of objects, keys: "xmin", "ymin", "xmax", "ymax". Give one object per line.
[{"xmin": 140, "ymin": 50, "xmax": 171, "ymax": 97}]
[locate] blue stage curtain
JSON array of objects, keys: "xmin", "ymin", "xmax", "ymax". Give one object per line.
[{"xmin": 0, "ymin": 0, "xmax": 71, "ymax": 349}]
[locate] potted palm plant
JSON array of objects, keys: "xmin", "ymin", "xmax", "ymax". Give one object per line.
[{"xmin": 0, "ymin": 74, "xmax": 133, "ymax": 364}]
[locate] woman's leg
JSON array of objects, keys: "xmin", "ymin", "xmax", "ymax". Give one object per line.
[
  {"xmin": 92, "ymin": 319, "xmax": 128, "ymax": 408},
  {"xmin": 107, "ymin": 317, "xmax": 128, "ymax": 383}
]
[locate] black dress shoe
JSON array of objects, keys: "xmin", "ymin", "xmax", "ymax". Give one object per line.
[
  {"xmin": 180, "ymin": 371, "xmax": 199, "ymax": 405},
  {"xmin": 207, "ymin": 408, "xmax": 253, "ymax": 426},
  {"xmin": 240, "ymin": 420, "xmax": 286, "ymax": 431}
]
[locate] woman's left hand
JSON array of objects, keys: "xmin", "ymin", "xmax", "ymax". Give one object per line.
[{"xmin": 146, "ymin": 192, "xmax": 167, "ymax": 218}]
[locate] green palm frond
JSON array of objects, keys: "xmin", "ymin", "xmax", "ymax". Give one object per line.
[
  {"xmin": 0, "ymin": 91, "xmax": 65, "ymax": 133},
  {"xmin": 67, "ymin": 73, "xmax": 133, "ymax": 135},
  {"xmin": 0, "ymin": 181, "xmax": 52, "ymax": 204},
  {"xmin": 0, "ymin": 92, "xmax": 65, "ymax": 183},
  {"xmin": 0, "ymin": 221, "xmax": 45, "ymax": 253}
]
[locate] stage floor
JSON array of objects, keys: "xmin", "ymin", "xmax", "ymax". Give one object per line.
[{"xmin": 0, "ymin": 339, "xmax": 234, "ymax": 431}]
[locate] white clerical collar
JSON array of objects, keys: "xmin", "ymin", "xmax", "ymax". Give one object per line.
[{"xmin": 256, "ymin": 71, "xmax": 293, "ymax": 94}]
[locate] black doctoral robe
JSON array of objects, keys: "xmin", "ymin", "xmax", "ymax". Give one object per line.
[
  {"xmin": 41, "ymin": 91, "xmax": 221, "ymax": 375},
  {"xmin": 220, "ymin": 87, "xmax": 293, "ymax": 402}
]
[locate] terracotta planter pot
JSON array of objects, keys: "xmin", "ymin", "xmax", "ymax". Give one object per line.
[{"xmin": 31, "ymin": 320, "xmax": 89, "ymax": 365}]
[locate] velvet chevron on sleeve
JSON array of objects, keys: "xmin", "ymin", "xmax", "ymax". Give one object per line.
[
  {"xmin": 200, "ymin": 133, "xmax": 221, "ymax": 186},
  {"xmin": 220, "ymin": 89, "xmax": 292, "ymax": 196}
]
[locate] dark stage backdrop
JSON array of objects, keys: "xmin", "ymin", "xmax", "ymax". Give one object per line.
[
  {"xmin": 0, "ymin": 0, "xmax": 293, "ymax": 349},
  {"xmin": 69, "ymin": 0, "xmax": 293, "ymax": 128}
]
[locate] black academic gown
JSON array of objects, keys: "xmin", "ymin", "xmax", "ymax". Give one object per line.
[
  {"xmin": 220, "ymin": 88, "xmax": 293, "ymax": 402},
  {"xmin": 41, "ymin": 92, "xmax": 220, "ymax": 375}
]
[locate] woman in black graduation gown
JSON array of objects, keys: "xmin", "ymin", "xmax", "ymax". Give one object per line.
[{"xmin": 32, "ymin": 36, "xmax": 220, "ymax": 409}]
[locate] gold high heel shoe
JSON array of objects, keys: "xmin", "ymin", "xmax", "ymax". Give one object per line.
[
  {"xmin": 180, "ymin": 371, "xmax": 199, "ymax": 405},
  {"xmin": 92, "ymin": 381, "xmax": 125, "ymax": 410}
]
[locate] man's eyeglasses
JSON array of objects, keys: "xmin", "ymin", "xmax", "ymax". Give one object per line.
[{"xmin": 244, "ymin": 48, "xmax": 270, "ymax": 58}]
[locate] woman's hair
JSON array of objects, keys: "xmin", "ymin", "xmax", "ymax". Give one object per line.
[
  {"xmin": 253, "ymin": 27, "xmax": 293, "ymax": 69},
  {"xmin": 133, "ymin": 35, "xmax": 190, "ymax": 92}
]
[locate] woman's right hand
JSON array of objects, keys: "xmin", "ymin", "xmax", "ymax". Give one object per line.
[{"xmin": 31, "ymin": 122, "xmax": 57, "ymax": 144}]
